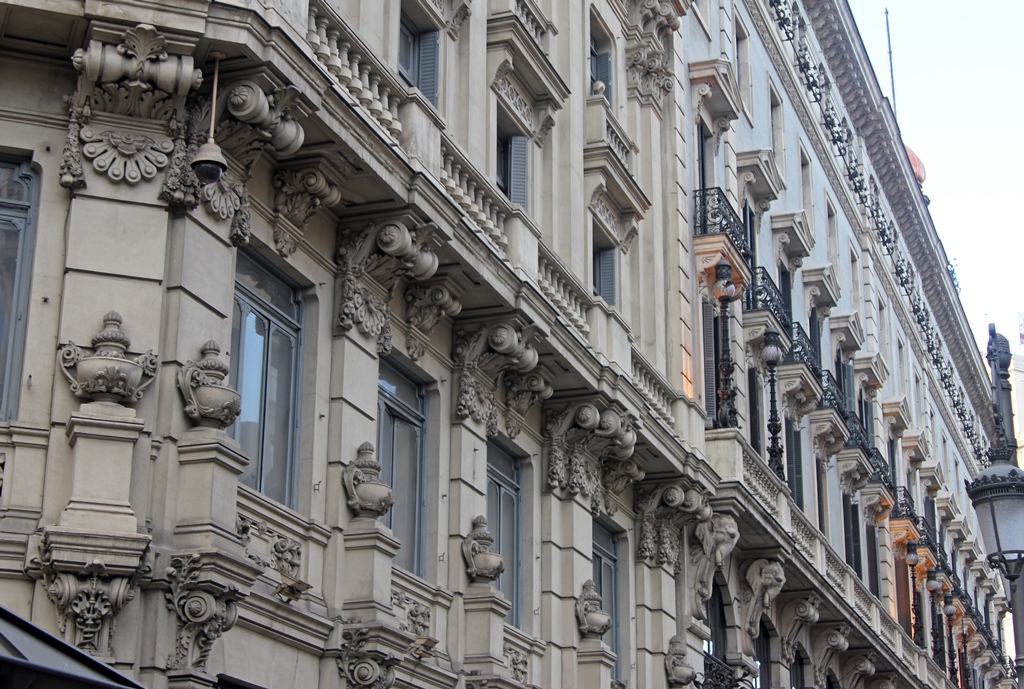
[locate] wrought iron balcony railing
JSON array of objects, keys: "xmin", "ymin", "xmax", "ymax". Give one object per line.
[
  {"xmin": 891, "ymin": 487, "xmax": 918, "ymax": 522},
  {"xmin": 784, "ymin": 321, "xmax": 821, "ymax": 377},
  {"xmin": 843, "ymin": 408, "xmax": 871, "ymax": 452},
  {"xmin": 866, "ymin": 447, "xmax": 894, "ymax": 491},
  {"xmin": 818, "ymin": 370, "xmax": 847, "ymax": 414},
  {"xmin": 701, "ymin": 652, "xmax": 741, "ymax": 689},
  {"xmin": 918, "ymin": 516, "xmax": 937, "ymax": 550},
  {"xmin": 743, "ymin": 266, "xmax": 792, "ymax": 331},
  {"xmin": 694, "ymin": 187, "xmax": 752, "ymax": 262}
]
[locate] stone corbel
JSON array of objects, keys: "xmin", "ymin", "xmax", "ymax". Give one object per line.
[
  {"xmin": 902, "ymin": 428, "xmax": 930, "ymax": 467},
  {"xmin": 690, "ymin": 513, "xmax": 739, "ymax": 619},
  {"xmin": 861, "ymin": 490, "xmax": 892, "ymax": 524},
  {"xmin": 447, "ymin": 1, "xmax": 473, "ymax": 40},
  {"xmin": 196, "ymin": 79, "xmax": 307, "ymax": 243},
  {"xmin": 868, "ymin": 678, "xmax": 897, "ymax": 689},
  {"xmin": 881, "ymin": 395, "xmax": 911, "ymax": 437},
  {"xmin": 504, "ymin": 368, "xmax": 553, "ymax": 439},
  {"xmin": 629, "ymin": 0, "xmax": 685, "ymax": 37},
  {"xmin": 544, "ymin": 401, "xmax": 641, "ymax": 515},
  {"xmin": 337, "ymin": 624, "xmax": 400, "ymax": 689},
  {"xmin": 713, "ymin": 117, "xmax": 731, "ymax": 153},
  {"xmin": 336, "ymin": 217, "xmax": 439, "ymax": 355},
  {"xmin": 463, "ymin": 515, "xmax": 505, "ymax": 584},
  {"xmin": 635, "ymin": 482, "xmax": 712, "ymax": 567},
  {"xmin": 809, "ymin": 410, "xmax": 846, "ymax": 462},
  {"xmin": 453, "ymin": 321, "xmax": 542, "ymax": 438},
  {"xmin": 812, "ymin": 624, "xmax": 850, "ymax": 689},
  {"xmin": 404, "ymin": 281, "xmax": 462, "ymax": 362},
  {"xmin": 164, "ymin": 552, "xmax": 257, "ymax": 675},
  {"xmin": 575, "ymin": 579, "xmax": 613, "ymax": 639},
  {"xmin": 343, "ymin": 442, "xmax": 395, "ymax": 519},
  {"xmin": 779, "ymin": 374, "xmax": 820, "ymax": 422},
  {"xmin": 60, "ymin": 24, "xmax": 203, "ymax": 193},
  {"xmin": 626, "ymin": 40, "xmax": 674, "ymax": 107},
  {"xmin": 837, "ymin": 452, "xmax": 871, "ymax": 495},
  {"xmin": 273, "ymin": 165, "xmax": 343, "ymax": 256},
  {"xmin": 692, "ymin": 82, "xmax": 713, "ymax": 125},
  {"xmin": 740, "ymin": 559, "xmax": 786, "ymax": 640},
  {"xmin": 779, "ymin": 594, "xmax": 821, "ymax": 665},
  {"xmin": 841, "ymin": 653, "xmax": 876, "ymax": 689},
  {"xmin": 31, "ymin": 531, "xmax": 151, "ymax": 659}
]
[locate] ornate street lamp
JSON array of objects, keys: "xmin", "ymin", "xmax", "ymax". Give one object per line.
[
  {"xmin": 944, "ymin": 592, "xmax": 959, "ymax": 686},
  {"xmin": 926, "ymin": 568, "xmax": 944, "ymax": 666},
  {"xmin": 906, "ymin": 539, "xmax": 924, "ymax": 648},
  {"xmin": 761, "ymin": 326, "xmax": 785, "ymax": 481},
  {"xmin": 966, "ymin": 325, "xmax": 1024, "ymax": 687},
  {"xmin": 713, "ymin": 260, "xmax": 738, "ymax": 429},
  {"xmin": 191, "ymin": 51, "xmax": 228, "ymax": 185}
]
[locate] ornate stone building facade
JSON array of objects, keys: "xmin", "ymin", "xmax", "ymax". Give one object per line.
[{"xmin": 0, "ymin": 0, "xmax": 1012, "ymax": 688}]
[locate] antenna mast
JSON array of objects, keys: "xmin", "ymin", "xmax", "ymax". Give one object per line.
[{"xmin": 886, "ymin": 8, "xmax": 897, "ymax": 118}]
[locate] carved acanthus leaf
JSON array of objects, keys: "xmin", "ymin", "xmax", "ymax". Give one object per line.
[
  {"xmin": 164, "ymin": 553, "xmax": 244, "ymax": 673},
  {"xmin": 635, "ymin": 482, "xmax": 712, "ymax": 566},
  {"xmin": 404, "ymin": 283, "xmax": 462, "ymax": 361}
]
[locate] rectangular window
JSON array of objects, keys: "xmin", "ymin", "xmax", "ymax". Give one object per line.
[
  {"xmin": 497, "ymin": 127, "xmax": 529, "ymax": 208},
  {"xmin": 487, "ymin": 442, "xmax": 522, "ymax": 626},
  {"xmin": 842, "ymin": 494, "xmax": 862, "ymax": 575},
  {"xmin": 378, "ymin": 359, "xmax": 427, "ymax": 575},
  {"xmin": 895, "ymin": 552, "xmax": 911, "ymax": 635},
  {"xmin": 697, "ymin": 122, "xmax": 712, "ymax": 191},
  {"xmin": 770, "ymin": 86, "xmax": 784, "ymax": 172},
  {"xmin": 590, "ymin": 35, "xmax": 612, "ymax": 104},
  {"xmin": 753, "ymin": 623, "xmax": 770, "ymax": 689},
  {"xmin": 800, "ymin": 149, "xmax": 812, "ymax": 224},
  {"xmin": 0, "ymin": 158, "xmax": 35, "ymax": 421},
  {"xmin": 808, "ymin": 307, "xmax": 821, "ymax": 364},
  {"xmin": 816, "ymin": 461, "xmax": 828, "ymax": 537},
  {"xmin": 888, "ymin": 436, "xmax": 899, "ymax": 486},
  {"xmin": 748, "ymin": 368, "xmax": 761, "ymax": 453},
  {"xmin": 593, "ymin": 522, "xmax": 620, "ymax": 676},
  {"xmin": 786, "ymin": 419, "xmax": 803, "ymax": 509},
  {"xmin": 398, "ymin": 11, "xmax": 439, "ymax": 106},
  {"xmin": 735, "ymin": 20, "xmax": 751, "ymax": 109},
  {"xmin": 593, "ymin": 237, "xmax": 616, "ymax": 305},
  {"xmin": 851, "ymin": 250, "xmax": 862, "ymax": 310},
  {"xmin": 779, "ymin": 267, "xmax": 793, "ymax": 320},
  {"xmin": 826, "ymin": 199, "xmax": 838, "ymax": 266},
  {"xmin": 866, "ymin": 522, "xmax": 880, "ymax": 596},
  {"xmin": 743, "ymin": 202, "xmax": 757, "ymax": 267},
  {"xmin": 790, "ymin": 657, "xmax": 805, "ymax": 689},
  {"xmin": 230, "ymin": 251, "xmax": 302, "ymax": 508}
]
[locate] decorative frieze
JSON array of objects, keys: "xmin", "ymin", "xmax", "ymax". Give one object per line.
[
  {"xmin": 338, "ymin": 624, "xmax": 400, "ymax": 689},
  {"xmin": 545, "ymin": 401, "xmax": 641, "ymax": 515},
  {"xmin": 463, "ymin": 515, "xmax": 505, "ymax": 584},
  {"xmin": 343, "ymin": 442, "xmax": 395, "ymax": 519},
  {"xmin": 740, "ymin": 559, "xmax": 786, "ymax": 639},
  {"xmin": 453, "ymin": 321, "xmax": 543, "ymax": 438},
  {"xmin": 164, "ymin": 553, "xmax": 245, "ymax": 674},
  {"xmin": 404, "ymin": 282, "xmax": 462, "ymax": 361},
  {"xmin": 691, "ymin": 513, "xmax": 739, "ymax": 618},
  {"xmin": 336, "ymin": 217, "xmax": 439, "ymax": 354},
  {"xmin": 503, "ymin": 642, "xmax": 528, "ymax": 684},
  {"xmin": 392, "ymin": 590, "xmax": 431, "ymax": 636},
  {"xmin": 235, "ymin": 514, "xmax": 302, "ymax": 576},
  {"xmin": 58, "ymin": 311, "xmax": 158, "ymax": 406},
  {"xmin": 635, "ymin": 482, "xmax": 711, "ymax": 566},
  {"xmin": 575, "ymin": 579, "xmax": 612, "ymax": 639},
  {"xmin": 177, "ymin": 340, "xmax": 241, "ymax": 430}
]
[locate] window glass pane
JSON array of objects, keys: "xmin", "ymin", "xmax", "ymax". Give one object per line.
[
  {"xmin": 262, "ymin": 327, "xmax": 296, "ymax": 504},
  {"xmin": 236, "ymin": 309, "xmax": 268, "ymax": 489},
  {"xmin": 0, "ymin": 218, "xmax": 22, "ymax": 401},
  {"xmin": 235, "ymin": 252, "xmax": 299, "ymax": 319},
  {"xmin": 377, "ymin": 405, "xmax": 397, "ymax": 529},
  {"xmin": 391, "ymin": 417, "xmax": 421, "ymax": 572},
  {"xmin": 379, "ymin": 360, "xmax": 423, "ymax": 411}
]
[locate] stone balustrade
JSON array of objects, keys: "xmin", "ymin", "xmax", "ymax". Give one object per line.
[{"xmin": 536, "ymin": 246, "xmax": 592, "ymax": 337}]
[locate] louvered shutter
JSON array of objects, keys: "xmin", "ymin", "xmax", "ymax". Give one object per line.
[
  {"xmin": 703, "ymin": 302, "xmax": 717, "ymax": 422},
  {"xmin": 595, "ymin": 247, "xmax": 616, "ymax": 305},
  {"xmin": 866, "ymin": 523, "xmax": 880, "ymax": 596},
  {"xmin": 779, "ymin": 269, "xmax": 792, "ymax": 319},
  {"xmin": 418, "ymin": 31, "xmax": 440, "ymax": 106},
  {"xmin": 748, "ymin": 368, "xmax": 761, "ymax": 452},
  {"xmin": 509, "ymin": 135, "xmax": 529, "ymax": 208},
  {"xmin": 594, "ymin": 51, "xmax": 612, "ymax": 104},
  {"xmin": 787, "ymin": 419, "xmax": 804, "ymax": 509}
]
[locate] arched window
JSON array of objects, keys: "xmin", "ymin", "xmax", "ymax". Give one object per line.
[
  {"xmin": 705, "ymin": 584, "xmax": 727, "ymax": 660},
  {"xmin": 753, "ymin": 622, "xmax": 771, "ymax": 688}
]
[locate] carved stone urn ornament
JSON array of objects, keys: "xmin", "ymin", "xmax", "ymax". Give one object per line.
[
  {"xmin": 343, "ymin": 442, "xmax": 395, "ymax": 518},
  {"xmin": 665, "ymin": 634, "xmax": 696, "ymax": 687},
  {"xmin": 177, "ymin": 340, "xmax": 241, "ymax": 429},
  {"xmin": 462, "ymin": 515, "xmax": 505, "ymax": 583},
  {"xmin": 575, "ymin": 579, "xmax": 612, "ymax": 639},
  {"xmin": 58, "ymin": 311, "xmax": 158, "ymax": 405}
]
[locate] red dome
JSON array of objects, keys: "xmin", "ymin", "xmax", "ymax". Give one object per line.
[{"xmin": 906, "ymin": 146, "xmax": 926, "ymax": 184}]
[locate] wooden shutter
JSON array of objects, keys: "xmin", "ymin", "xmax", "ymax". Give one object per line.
[
  {"xmin": 786, "ymin": 419, "xmax": 804, "ymax": 509},
  {"xmin": 866, "ymin": 522, "xmax": 880, "ymax": 596},
  {"xmin": 703, "ymin": 302, "xmax": 717, "ymax": 422},
  {"xmin": 418, "ymin": 31, "xmax": 440, "ymax": 106},
  {"xmin": 509, "ymin": 135, "xmax": 529, "ymax": 208},
  {"xmin": 594, "ymin": 50, "xmax": 612, "ymax": 104},
  {"xmin": 595, "ymin": 247, "xmax": 616, "ymax": 305},
  {"xmin": 748, "ymin": 367, "xmax": 761, "ymax": 452}
]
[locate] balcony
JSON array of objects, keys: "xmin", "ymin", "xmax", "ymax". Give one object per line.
[
  {"xmin": 802, "ymin": 263, "xmax": 841, "ymax": 316},
  {"xmin": 835, "ymin": 407, "xmax": 873, "ymax": 494},
  {"xmin": 829, "ymin": 311, "xmax": 864, "ymax": 357},
  {"xmin": 809, "ymin": 370, "xmax": 850, "ymax": 463},
  {"xmin": 584, "ymin": 95, "xmax": 649, "ymax": 234},
  {"xmin": 737, "ymin": 148, "xmax": 785, "ymax": 208},
  {"xmin": 689, "ymin": 58, "xmax": 742, "ymax": 125},
  {"xmin": 701, "ymin": 652, "xmax": 738, "ymax": 689},
  {"xmin": 742, "ymin": 266, "xmax": 792, "ymax": 351},
  {"xmin": 777, "ymin": 322, "xmax": 823, "ymax": 422},
  {"xmin": 693, "ymin": 187, "xmax": 752, "ymax": 291},
  {"xmin": 861, "ymin": 447, "xmax": 895, "ymax": 523},
  {"xmin": 770, "ymin": 210, "xmax": 813, "ymax": 269},
  {"xmin": 853, "ymin": 349, "xmax": 888, "ymax": 395}
]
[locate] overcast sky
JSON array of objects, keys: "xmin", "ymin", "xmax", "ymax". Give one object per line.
[{"xmin": 847, "ymin": 1, "xmax": 1024, "ymax": 353}]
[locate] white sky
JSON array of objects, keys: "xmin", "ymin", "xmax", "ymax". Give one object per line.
[{"xmin": 847, "ymin": 1, "xmax": 1024, "ymax": 352}]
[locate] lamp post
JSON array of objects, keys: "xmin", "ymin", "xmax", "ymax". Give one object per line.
[
  {"xmin": 945, "ymin": 593, "xmax": 959, "ymax": 687},
  {"xmin": 926, "ymin": 568, "xmax": 944, "ymax": 666},
  {"xmin": 713, "ymin": 260, "xmax": 738, "ymax": 429},
  {"xmin": 966, "ymin": 325, "xmax": 1024, "ymax": 688},
  {"xmin": 761, "ymin": 326, "xmax": 785, "ymax": 481},
  {"xmin": 907, "ymin": 539, "xmax": 924, "ymax": 648}
]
